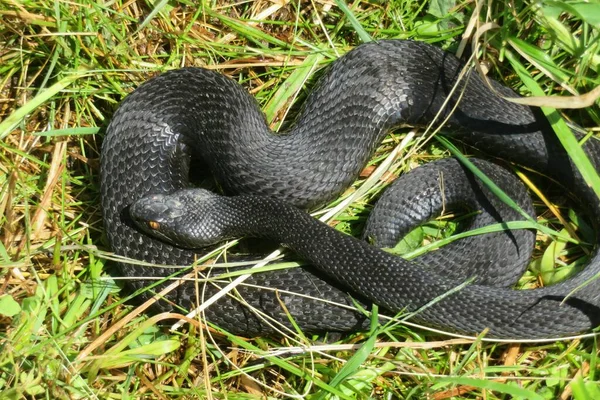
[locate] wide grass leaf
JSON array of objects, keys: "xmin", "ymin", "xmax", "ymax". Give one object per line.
[{"xmin": 505, "ymin": 48, "xmax": 600, "ymax": 200}]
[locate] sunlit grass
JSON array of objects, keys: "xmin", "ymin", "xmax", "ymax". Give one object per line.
[{"xmin": 0, "ymin": 0, "xmax": 599, "ymax": 398}]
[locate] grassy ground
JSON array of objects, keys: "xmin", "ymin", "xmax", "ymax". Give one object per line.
[{"xmin": 1, "ymin": 0, "xmax": 600, "ymax": 398}]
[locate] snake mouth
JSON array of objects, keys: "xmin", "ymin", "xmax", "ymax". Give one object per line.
[
  {"xmin": 130, "ymin": 193, "xmax": 191, "ymax": 221},
  {"xmin": 130, "ymin": 196, "xmax": 169, "ymax": 222},
  {"xmin": 129, "ymin": 195, "xmax": 175, "ymax": 240}
]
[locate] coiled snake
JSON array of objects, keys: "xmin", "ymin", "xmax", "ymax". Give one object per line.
[{"xmin": 100, "ymin": 40, "xmax": 600, "ymax": 339}]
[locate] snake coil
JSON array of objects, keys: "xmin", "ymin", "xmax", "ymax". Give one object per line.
[{"xmin": 101, "ymin": 40, "xmax": 600, "ymax": 339}]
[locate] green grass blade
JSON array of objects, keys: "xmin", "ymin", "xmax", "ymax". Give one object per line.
[
  {"xmin": 135, "ymin": 0, "xmax": 170, "ymax": 33},
  {"xmin": 435, "ymin": 136, "xmax": 533, "ymax": 222},
  {"xmin": 436, "ymin": 135, "xmax": 582, "ymax": 240},
  {"xmin": 334, "ymin": 0, "xmax": 372, "ymax": 42},
  {"xmin": 434, "ymin": 377, "xmax": 545, "ymax": 399},
  {"xmin": 326, "ymin": 333, "xmax": 378, "ymax": 390},
  {"xmin": 508, "ymin": 37, "xmax": 572, "ymax": 91},
  {"xmin": 263, "ymin": 53, "xmax": 325, "ymax": 124},
  {"xmin": 32, "ymin": 127, "xmax": 99, "ymax": 136},
  {"xmin": 398, "ymin": 220, "xmax": 583, "ymax": 260},
  {"xmin": 217, "ymin": 328, "xmax": 355, "ymax": 400},
  {"xmin": 0, "ymin": 69, "xmax": 88, "ymax": 139},
  {"xmin": 504, "ymin": 47, "xmax": 600, "ymax": 200},
  {"xmin": 542, "ymin": 1, "xmax": 600, "ymax": 28},
  {"xmin": 208, "ymin": 11, "xmax": 293, "ymax": 49}
]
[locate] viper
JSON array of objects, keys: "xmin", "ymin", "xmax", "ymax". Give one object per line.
[{"xmin": 100, "ymin": 40, "xmax": 600, "ymax": 339}]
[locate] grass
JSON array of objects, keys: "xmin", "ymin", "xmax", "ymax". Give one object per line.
[{"xmin": 1, "ymin": 0, "xmax": 599, "ymax": 398}]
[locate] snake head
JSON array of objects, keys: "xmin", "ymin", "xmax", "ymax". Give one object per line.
[{"xmin": 130, "ymin": 188, "xmax": 233, "ymax": 248}]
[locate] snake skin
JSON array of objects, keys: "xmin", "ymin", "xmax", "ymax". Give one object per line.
[{"xmin": 101, "ymin": 40, "xmax": 600, "ymax": 339}]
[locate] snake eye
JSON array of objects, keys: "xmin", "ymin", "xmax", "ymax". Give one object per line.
[{"xmin": 148, "ymin": 221, "xmax": 160, "ymax": 230}]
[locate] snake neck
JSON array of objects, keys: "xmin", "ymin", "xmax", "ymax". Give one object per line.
[{"xmin": 216, "ymin": 195, "xmax": 448, "ymax": 306}]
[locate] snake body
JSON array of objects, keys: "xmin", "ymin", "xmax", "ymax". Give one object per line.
[{"xmin": 101, "ymin": 40, "xmax": 600, "ymax": 339}]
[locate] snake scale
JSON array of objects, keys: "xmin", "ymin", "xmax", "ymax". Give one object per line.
[{"xmin": 100, "ymin": 40, "xmax": 600, "ymax": 339}]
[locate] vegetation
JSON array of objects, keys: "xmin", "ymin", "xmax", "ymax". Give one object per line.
[{"xmin": 1, "ymin": 0, "xmax": 599, "ymax": 398}]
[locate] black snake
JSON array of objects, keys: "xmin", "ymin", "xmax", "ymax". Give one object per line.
[{"xmin": 100, "ymin": 40, "xmax": 600, "ymax": 339}]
